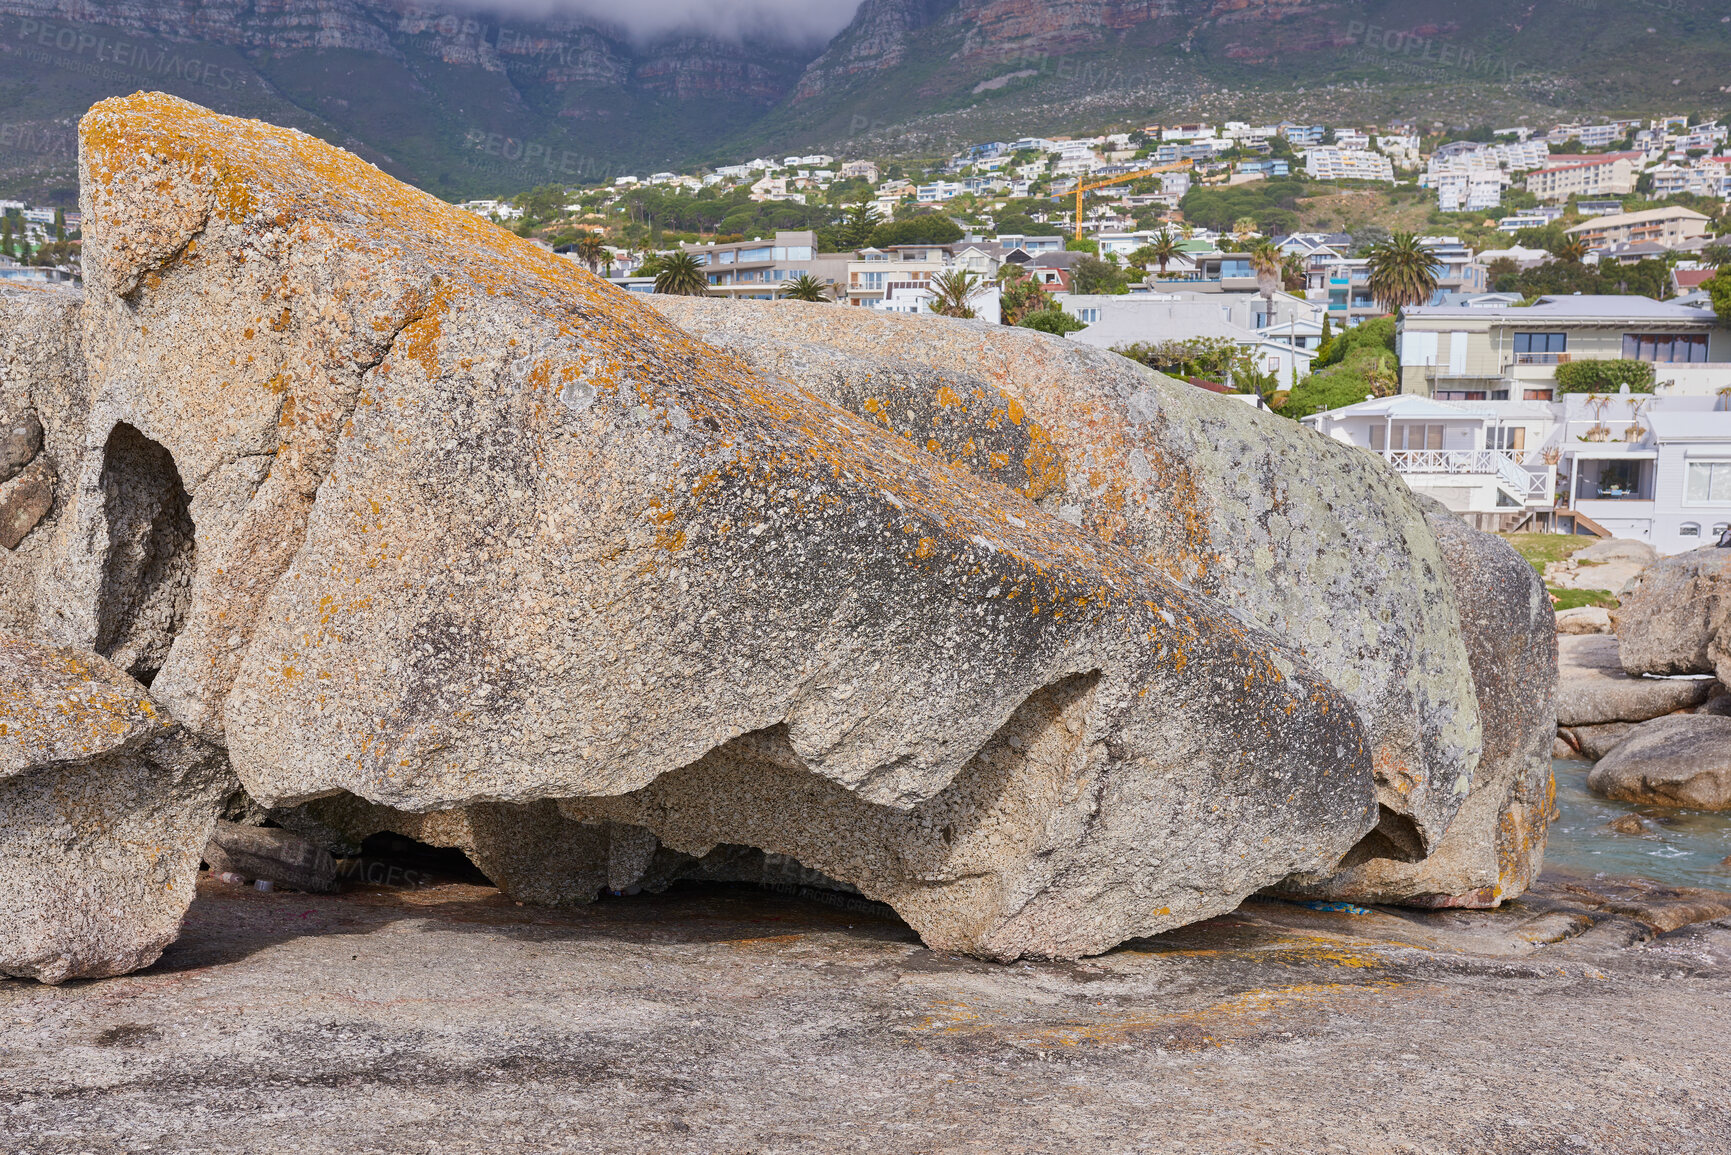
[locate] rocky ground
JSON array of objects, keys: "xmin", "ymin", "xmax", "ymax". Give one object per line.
[{"xmin": 3, "ymin": 872, "xmax": 1730, "ymax": 1154}]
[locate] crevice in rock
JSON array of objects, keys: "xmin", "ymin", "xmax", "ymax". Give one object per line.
[
  {"xmin": 94, "ymin": 423, "xmax": 197, "ymax": 687},
  {"xmin": 1336, "ymin": 804, "xmax": 1430, "ymax": 869}
]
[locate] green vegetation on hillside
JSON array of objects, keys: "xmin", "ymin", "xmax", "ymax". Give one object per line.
[{"xmin": 1279, "ymin": 318, "xmax": 1398, "ymax": 419}]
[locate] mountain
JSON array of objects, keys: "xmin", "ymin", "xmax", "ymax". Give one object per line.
[{"xmin": 1, "ymin": 0, "xmax": 1728, "ymax": 203}]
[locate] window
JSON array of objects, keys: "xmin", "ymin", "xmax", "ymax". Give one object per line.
[
  {"xmin": 1685, "ymin": 460, "xmax": 1731, "ymax": 504},
  {"xmin": 739, "ymin": 247, "xmax": 774, "ymax": 263},
  {"xmin": 1680, "ymin": 523, "xmax": 1700, "ymax": 538},
  {"xmin": 1437, "ymin": 390, "xmax": 1487, "ymax": 401},
  {"xmin": 1513, "ymin": 332, "xmax": 1567, "ymax": 353},
  {"xmin": 1523, "ymin": 388, "xmax": 1554, "ymax": 401},
  {"xmin": 1078, "ymin": 308, "xmax": 1100, "ymax": 324},
  {"xmin": 1581, "ymin": 459, "xmax": 1646, "ymax": 500},
  {"xmin": 1488, "ymin": 427, "xmax": 1527, "ymax": 451},
  {"xmin": 860, "ymin": 272, "xmax": 886, "ymax": 290},
  {"xmin": 1623, "ymin": 333, "xmax": 1708, "ymax": 363}
]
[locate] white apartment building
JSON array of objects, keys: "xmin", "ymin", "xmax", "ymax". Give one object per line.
[
  {"xmin": 1435, "ymin": 171, "xmax": 1508, "ymax": 213},
  {"xmin": 1524, "ymin": 152, "xmax": 1642, "ymax": 200},
  {"xmin": 1302, "ymin": 148, "xmax": 1395, "ymax": 183}
]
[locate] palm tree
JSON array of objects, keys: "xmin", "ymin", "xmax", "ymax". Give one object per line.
[
  {"xmin": 1250, "ymin": 241, "xmax": 1283, "ymax": 328},
  {"xmin": 574, "ymin": 234, "xmax": 607, "ymax": 275},
  {"xmin": 996, "ymin": 263, "xmax": 1050, "ymax": 325},
  {"xmin": 1280, "ymin": 251, "xmax": 1307, "ymax": 292},
  {"xmin": 927, "ymin": 268, "xmax": 984, "ymax": 319},
  {"xmin": 653, "ymin": 251, "xmax": 710, "ymax": 296},
  {"xmin": 1555, "ymin": 236, "xmax": 1590, "ymax": 263},
  {"xmin": 1232, "ymin": 215, "xmax": 1259, "ymax": 239},
  {"xmin": 1146, "ymin": 229, "xmax": 1181, "ymax": 278},
  {"xmin": 1365, "ymin": 231, "xmax": 1440, "ymax": 314},
  {"xmin": 781, "ymin": 273, "xmax": 832, "ymax": 302}
]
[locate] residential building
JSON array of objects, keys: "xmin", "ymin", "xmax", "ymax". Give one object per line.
[
  {"xmin": 1301, "ymin": 148, "xmax": 1395, "ymax": 183},
  {"xmin": 681, "ymin": 231, "xmax": 851, "ymax": 300},
  {"xmin": 1333, "ymin": 130, "xmax": 1371, "ymax": 151},
  {"xmin": 1302, "ymin": 395, "xmax": 1556, "ymax": 520},
  {"xmin": 1056, "ymin": 294, "xmax": 1317, "ymax": 383},
  {"xmin": 1235, "ymin": 159, "xmax": 1290, "ymax": 179},
  {"xmin": 839, "ymin": 161, "xmax": 880, "ymax": 183},
  {"xmin": 843, "ymin": 242, "xmax": 1003, "ymax": 308},
  {"xmin": 1435, "ymin": 171, "xmax": 1507, "ymax": 212},
  {"xmin": 1279, "ymin": 124, "xmax": 1327, "ymax": 146},
  {"xmin": 1552, "ymin": 393, "xmax": 1731, "ymax": 552},
  {"xmin": 1475, "ymin": 244, "xmax": 1553, "ymax": 271},
  {"xmin": 1576, "ymin": 200, "xmax": 1626, "ymax": 217},
  {"xmin": 1523, "ymin": 152, "xmax": 1642, "ymax": 200},
  {"xmin": 1565, "ymin": 206, "xmax": 1712, "ymax": 250},
  {"xmin": 1396, "ymin": 295, "xmax": 1731, "ymax": 402},
  {"xmin": 1497, "ymin": 211, "xmax": 1560, "ymax": 233},
  {"xmin": 1420, "ymin": 237, "xmax": 1489, "ymax": 296}
]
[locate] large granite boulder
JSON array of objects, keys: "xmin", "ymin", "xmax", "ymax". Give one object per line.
[
  {"xmin": 0, "ymin": 283, "xmax": 85, "ymax": 637},
  {"xmin": 1277, "ymin": 499, "xmax": 1557, "ymax": 907},
  {"xmin": 1556, "ymin": 634, "xmax": 1718, "ymax": 725},
  {"xmin": 1588, "ymin": 714, "xmax": 1731, "ymax": 810},
  {"xmin": 53, "ymin": 93, "xmax": 1378, "ymax": 962},
  {"xmin": 1544, "ymin": 538, "xmax": 1655, "ymax": 594},
  {"xmin": 0, "ymin": 635, "xmax": 230, "ymax": 983},
  {"xmin": 1613, "ymin": 546, "xmax": 1731, "ymax": 686},
  {"xmin": 649, "ymin": 297, "xmax": 1483, "ymax": 869}
]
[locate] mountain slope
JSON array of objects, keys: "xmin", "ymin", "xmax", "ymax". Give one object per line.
[{"xmin": 0, "ymin": 0, "xmax": 1726, "ymax": 203}]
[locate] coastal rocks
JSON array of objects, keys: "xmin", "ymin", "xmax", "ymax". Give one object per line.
[
  {"xmin": 1555, "ymin": 634, "xmax": 1718, "ymax": 726},
  {"xmin": 0, "ymin": 635, "xmax": 230, "ymax": 983},
  {"xmin": 66, "ymin": 93, "xmax": 1376, "ymax": 962},
  {"xmin": 1544, "ymin": 538, "xmax": 1655, "ymax": 594},
  {"xmin": 1612, "ymin": 546, "xmax": 1731, "ymax": 684},
  {"xmin": 1588, "ymin": 715, "xmax": 1731, "ymax": 810},
  {"xmin": 650, "ymin": 296, "xmax": 1481, "ymax": 863},
  {"xmin": 1276, "ymin": 500, "xmax": 1557, "ymax": 908},
  {"xmin": 1557, "ymin": 721, "xmax": 1637, "ymax": 762}
]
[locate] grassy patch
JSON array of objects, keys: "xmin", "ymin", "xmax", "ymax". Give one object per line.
[
  {"xmin": 1500, "ymin": 533, "xmax": 1591, "ymax": 574},
  {"xmin": 1549, "ymin": 588, "xmax": 1620, "ymax": 612}
]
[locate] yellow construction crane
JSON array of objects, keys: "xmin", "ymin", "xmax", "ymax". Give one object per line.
[{"xmin": 1070, "ymin": 160, "xmax": 1193, "ymax": 240}]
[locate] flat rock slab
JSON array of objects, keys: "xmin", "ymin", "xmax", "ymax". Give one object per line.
[
  {"xmin": 1, "ymin": 874, "xmax": 1728, "ymax": 1153},
  {"xmin": 1590, "ymin": 714, "xmax": 1731, "ymax": 810},
  {"xmin": 1557, "ymin": 634, "xmax": 1718, "ymax": 725}
]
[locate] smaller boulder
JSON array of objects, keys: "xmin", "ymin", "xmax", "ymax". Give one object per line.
[
  {"xmin": 1559, "ymin": 721, "xmax": 1638, "ymax": 762},
  {"xmin": 1555, "ymin": 606, "xmax": 1612, "ymax": 635},
  {"xmin": 0, "ymin": 457, "xmax": 56, "ymax": 551},
  {"xmin": 1545, "ymin": 538, "xmax": 1654, "ymax": 595},
  {"xmin": 0, "ymin": 407, "xmax": 42, "ymax": 484},
  {"xmin": 203, "ymin": 821, "xmax": 340, "ymax": 893},
  {"xmin": 1613, "ymin": 547, "xmax": 1731, "ymax": 678},
  {"xmin": 1588, "ymin": 715, "xmax": 1731, "ymax": 810},
  {"xmin": 1556, "ymin": 635, "xmax": 1718, "ymax": 726}
]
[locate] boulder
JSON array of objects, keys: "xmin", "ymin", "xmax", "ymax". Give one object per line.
[
  {"xmin": 649, "ymin": 296, "xmax": 1482, "ymax": 861},
  {"xmin": 1558, "ymin": 722, "xmax": 1638, "ymax": 762},
  {"xmin": 202, "ymin": 820, "xmax": 340, "ymax": 893},
  {"xmin": 1275, "ymin": 499, "xmax": 1557, "ymax": 907},
  {"xmin": 1556, "ymin": 634, "xmax": 1718, "ymax": 725},
  {"xmin": 0, "ymin": 635, "xmax": 230, "ymax": 983},
  {"xmin": 59, "ymin": 93, "xmax": 1377, "ymax": 962},
  {"xmin": 1612, "ymin": 547, "xmax": 1731, "ymax": 684},
  {"xmin": 1554, "ymin": 605, "xmax": 1612, "ymax": 635},
  {"xmin": 1544, "ymin": 538, "xmax": 1655, "ymax": 595},
  {"xmin": 1588, "ymin": 715, "xmax": 1731, "ymax": 810},
  {"xmin": 0, "ymin": 283, "xmax": 86, "ymax": 638}
]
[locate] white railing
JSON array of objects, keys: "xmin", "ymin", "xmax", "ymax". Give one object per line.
[{"xmin": 1386, "ymin": 449, "xmax": 1548, "ymax": 500}]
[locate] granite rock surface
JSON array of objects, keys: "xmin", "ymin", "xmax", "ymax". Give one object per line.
[{"xmin": 1588, "ymin": 714, "xmax": 1731, "ymax": 810}]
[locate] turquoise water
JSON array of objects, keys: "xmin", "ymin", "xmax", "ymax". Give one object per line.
[{"xmin": 1545, "ymin": 758, "xmax": 1731, "ymax": 890}]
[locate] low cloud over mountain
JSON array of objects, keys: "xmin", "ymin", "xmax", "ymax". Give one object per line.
[{"xmin": 478, "ymin": 0, "xmax": 867, "ymax": 45}]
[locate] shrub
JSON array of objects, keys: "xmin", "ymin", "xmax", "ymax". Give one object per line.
[
  {"xmin": 1554, "ymin": 359, "xmax": 1656, "ymax": 394},
  {"xmin": 1018, "ymin": 307, "xmax": 1088, "ymax": 335}
]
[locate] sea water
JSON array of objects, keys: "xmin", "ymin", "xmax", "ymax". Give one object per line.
[{"xmin": 1544, "ymin": 758, "xmax": 1731, "ymax": 889}]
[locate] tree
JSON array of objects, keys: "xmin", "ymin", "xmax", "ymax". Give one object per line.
[
  {"xmin": 53, "ymin": 208, "xmax": 65, "ymax": 243},
  {"xmin": 1707, "ymin": 268, "xmax": 1731, "ymax": 323},
  {"xmin": 653, "ymin": 251, "xmax": 710, "ymax": 296},
  {"xmin": 1232, "ymin": 215, "xmax": 1260, "ymax": 238},
  {"xmin": 573, "ymin": 234, "xmax": 607, "ymax": 275},
  {"xmin": 836, "ymin": 203, "xmax": 881, "ymax": 249},
  {"xmin": 1145, "ymin": 229, "xmax": 1181, "ymax": 277},
  {"xmin": 997, "ymin": 264, "xmax": 1052, "ymax": 326},
  {"xmin": 1364, "ymin": 231, "xmax": 1439, "ymax": 314},
  {"xmin": 928, "ymin": 268, "xmax": 985, "ymax": 318},
  {"xmin": 781, "ymin": 273, "xmax": 833, "ymax": 302},
  {"xmin": 1250, "ymin": 241, "xmax": 1284, "ymax": 326},
  {"xmin": 1019, "ymin": 306, "xmax": 1087, "ymax": 335},
  {"xmin": 1280, "ymin": 252, "xmax": 1307, "ymax": 292},
  {"xmin": 1554, "ymin": 235, "xmax": 1590, "ymax": 263},
  {"xmin": 1071, "ymin": 254, "xmax": 1129, "ymax": 295},
  {"xmin": 1316, "ymin": 314, "xmax": 1333, "ymax": 361}
]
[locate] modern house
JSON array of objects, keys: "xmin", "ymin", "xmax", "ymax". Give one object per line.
[
  {"xmin": 680, "ymin": 231, "xmax": 852, "ymax": 300},
  {"xmin": 1396, "ymin": 295, "xmax": 1731, "ymax": 402},
  {"xmin": 1301, "ymin": 395, "xmax": 1556, "ymax": 522},
  {"xmin": 843, "ymin": 242, "xmax": 1003, "ymax": 309}
]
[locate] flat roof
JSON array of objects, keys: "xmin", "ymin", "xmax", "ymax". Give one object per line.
[{"xmin": 1404, "ymin": 294, "xmax": 1716, "ymax": 324}]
